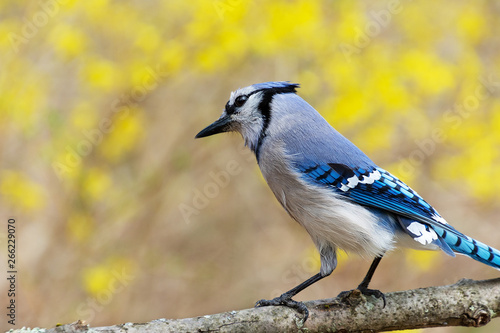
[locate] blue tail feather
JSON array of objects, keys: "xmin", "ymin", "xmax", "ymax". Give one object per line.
[{"xmin": 432, "ymin": 225, "xmax": 500, "ymax": 270}]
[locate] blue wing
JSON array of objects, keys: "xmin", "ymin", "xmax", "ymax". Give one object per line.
[
  {"xmin": 297, "ymin": 162, "xmax": 500, "ymax": 269},
  {"xmin": 298, "ymin": 163, "xmax": 446, "ymax": 226}
]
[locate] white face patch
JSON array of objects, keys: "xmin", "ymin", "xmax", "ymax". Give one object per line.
[
  {"xmin": 339, "ymin": 169, "xmax": 382, "ymax": 192},
  {"xmin": 407, "ymin": 222, "xmax": 438, "ymax": 245}
]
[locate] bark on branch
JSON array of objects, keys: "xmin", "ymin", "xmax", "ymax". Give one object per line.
[{"xmin": 16, "ymin": 278, "xmax": 500, "ymax": 333}]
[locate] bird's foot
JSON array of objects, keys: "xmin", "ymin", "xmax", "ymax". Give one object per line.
[
  {"xmin": 338, "ymin": 287, "xmax": 386, "ymax": 307},
  {"xmin": 255, "ymin": 294, "xmax": 309, "ymax": 322}
]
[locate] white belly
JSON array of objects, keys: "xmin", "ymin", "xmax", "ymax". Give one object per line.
[{"xmin": 258, "ymin": 147, "xmax": 395, "ymax": 259}]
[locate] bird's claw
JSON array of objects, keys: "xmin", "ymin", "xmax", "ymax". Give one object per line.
[
  {"xmin": 255, "ymin": 295, "xmax": 310, "ymax": 321},
  {"xmin": 338, "ymin": 287, "xmax": 386, "ymax": 307}
]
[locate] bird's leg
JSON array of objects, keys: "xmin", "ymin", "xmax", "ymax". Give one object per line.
[
  {"xmin": 255, "ymin": 272, "xmax": 327, "ymax": 321},
  {"xmin": 338, "ymin": 255, "xmax": 386, "ymax": 306}
]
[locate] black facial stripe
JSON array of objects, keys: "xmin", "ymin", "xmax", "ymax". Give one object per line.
[
  {"xmin": 226, "ymin": 90, "xmax": 259, "ymax": 115},
  {"xmin": 254, "ymin": 87, "xmax": 298, "ymax": 160},
  {"xmin": 227, "ymin": 85, "xmax": 298, "ymax": 115}
]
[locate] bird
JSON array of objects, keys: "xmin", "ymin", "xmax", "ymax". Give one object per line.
[{"xmin": 195, "ymin": 81, "xmax": 500, "ymax": 321}]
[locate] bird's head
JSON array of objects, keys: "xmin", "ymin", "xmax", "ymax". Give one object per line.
[{"xmin": 195, "ymin": 81, "xmax": 299, "ymax": 152}]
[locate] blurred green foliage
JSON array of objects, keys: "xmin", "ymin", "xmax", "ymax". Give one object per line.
[{"xmin": 1, "ymin": 0, "xmax": 499, "ymax": 332}]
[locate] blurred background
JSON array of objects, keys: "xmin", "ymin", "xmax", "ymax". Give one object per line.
[{"xmin": 1, "ymin": 0, "xmax": 500, "ymax": 332}]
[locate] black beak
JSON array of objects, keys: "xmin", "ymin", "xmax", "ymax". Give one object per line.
[{"xmin": 195, "ymin": 114, "xmax": 232, "ymax": 138}]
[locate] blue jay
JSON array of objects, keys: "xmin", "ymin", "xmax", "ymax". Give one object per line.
[{"xmin": 195, "ymin": 81, "xmax": 500, "ymax": 320}]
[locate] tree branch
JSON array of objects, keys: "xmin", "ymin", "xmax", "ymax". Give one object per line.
[{"xmin": 16, "ymin": 278, "xmax": 500, "ymax": 333}]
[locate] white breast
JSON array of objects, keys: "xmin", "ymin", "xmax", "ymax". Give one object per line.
[{"xmin": 258, "ymin": 144, "xmax": 395, "ymax": 259}]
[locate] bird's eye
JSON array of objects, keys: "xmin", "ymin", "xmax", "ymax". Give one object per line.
[{"xmin": 234, "ymin": 95, "xmax": 248, "ymax": 107}]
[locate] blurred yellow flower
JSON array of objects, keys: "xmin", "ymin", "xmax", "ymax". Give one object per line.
[
  {"xmin": 405, "ymin": 249, "xmax": 441, "ymax": 272},
  {"xmin": 370, "ymin": 70, "xmax": 411, "ymax": 111},
  {"xmin": 134, "ymin": 24, "xmax": 161, "ymax": 53},
  {"xmin": 49, "ymin": 23, "xmax": 88, "ymax": 60},
  {"xmin": 159, "ymin": 40, "xmax": 186, "ymax": 74},
  {"xmin": 0, "ymin": 64, "xmax": 47, "ymax": 133},
  {"xmin": 52, "ymin": 150, "xmax": 83, "ymax": 182},
  {"xmin": 83, "ymin": 265, "xmax": 110, "ymax": 296},
  {"xmin": 336, "ymin": 9, "xmax": 365, "ymax": 42},
  {"xmin": 327, "ymin": 92, "xmax": 368, "ymax": 129},
  {"xmin": 81, "ymin": 57, "xmax": 122, "ymax": 92},
  {"xmin": 82, "ymin": 257, "xmax": 136, "ymax": 297},
  {"xmin": 0, "ymin": 170, "xmax": 45, "ymax": 211},
  {"xmin": 456, "ymin": 5, "xmax": 486, "ymax": 44},
  {"xmin": 355, "ymin": 123, "xmax": 392, "ymax": 154},
  {"xmin": 82, "ymin": 168, "xmax": 112, "ymax": 203},
  {"xmin": 0, "ymin": 20, "xmax": 20, "ymax": 51},
  {"xmin": 254, "ymin": 0, "xmax": 320, "ymax": 55},
  {"xmin": 399, "ymin": 51, "xmax": 455, "ymax": 96},
  {"xmin": 99, "ymin": 108, "xmax": 145, "ymax": 162},
  {"xmin": 81, "ymin": 0, "xmax": 110, "ymax": 22}
]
